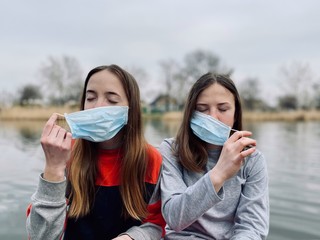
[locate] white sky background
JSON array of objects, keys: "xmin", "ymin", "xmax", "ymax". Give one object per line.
[{"xmin": 1, "ymin": 0, "xmax": 320, "ymax": 105}]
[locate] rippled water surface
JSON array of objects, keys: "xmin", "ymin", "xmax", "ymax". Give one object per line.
[{"xmin": 0, "ymin": 119, "xmax": 319, "ymax": 239}]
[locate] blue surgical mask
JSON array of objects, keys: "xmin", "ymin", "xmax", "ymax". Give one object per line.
[
  {"xmin": 190, "ymin": 111, "xmax": 231, "ymax": 145},
  {"xmin": 64, "ymin": 106, "xmax": 128, "ymax": 142}
]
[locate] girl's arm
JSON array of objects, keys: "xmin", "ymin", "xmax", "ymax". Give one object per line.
[
  {"xmin": 26, "ymin": 174, "xmax": 68, "ymax": 240},
  {"xmin": 231, "ymin": 152, "xmax": 269, "ymax": 240},
  {"xmin": 160, "ymin": 139, "xmax": 223, "ymax": 231}
]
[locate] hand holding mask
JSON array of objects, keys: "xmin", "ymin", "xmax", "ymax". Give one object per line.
[{"xmin": 190, "ymin": 111, "xmax": 254, "ymax": 150}]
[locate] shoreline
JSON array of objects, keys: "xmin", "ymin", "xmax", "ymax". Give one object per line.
[
  {"xmin": 162, "ymin": 110, "xmax": 320, "ymax": 122},
  {"xmin": 1, "ymin": 106, "xmax": 320, "ymax": 122}
]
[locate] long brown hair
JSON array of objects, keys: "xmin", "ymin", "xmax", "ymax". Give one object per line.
[
  {"xmin": 68, "ymin": 65, "xmax": 149, "ymax": 220},
  {"xmin": 175, "ymin": 73, "xmax": 243, "ymax": 172}
]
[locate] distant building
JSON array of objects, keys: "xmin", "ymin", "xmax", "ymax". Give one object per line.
[
  {"xmin": 141, "ymin": 100, "xmax": 151, "ymax": 114},
  {"xmin": 149, "ymin": 94, "xmax": 179, "ymax": 113}
]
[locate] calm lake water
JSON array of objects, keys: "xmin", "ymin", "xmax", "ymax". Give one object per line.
[{"xmin": 0, "ymin": 119, "xmax": 320, "ymax": 240}]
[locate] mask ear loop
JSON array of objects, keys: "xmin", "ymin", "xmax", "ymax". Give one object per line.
[{"xmin": 230, "ymin": 128, "xmax": 238, "ymax": 136}]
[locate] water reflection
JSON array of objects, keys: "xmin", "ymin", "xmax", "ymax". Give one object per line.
[
  {"xmin": 144, "ymin": 118, "xmax": 181, "ymax": 146},
  {"xmin": 0, "ymin": 120, "xmax": 320, "ymax": 239},
  {"xmin": 246, "ymin": 121, "xmax": 320, "ymax": 240}
]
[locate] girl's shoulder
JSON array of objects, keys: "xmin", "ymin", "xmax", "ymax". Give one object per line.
[
  {"xmin": 145, "ymin": 144, "xmax": 163, "ymax": 183},
  {"xmin": 243, "ymin": 148, "xmax": 267, "ymax": 173},
  {"xmin": 159, "ymin": 137, "xmax": 176, "ymax": 152}
]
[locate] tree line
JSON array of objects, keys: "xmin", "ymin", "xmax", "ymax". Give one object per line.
[{"xmin": 5, "ymin": 50, "xmax": 320, "ymax": 111}]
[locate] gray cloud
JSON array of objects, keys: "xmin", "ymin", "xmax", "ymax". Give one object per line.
[{"xmin": 1, "ymin": 0, "xmax": 320, "ymax": 104}]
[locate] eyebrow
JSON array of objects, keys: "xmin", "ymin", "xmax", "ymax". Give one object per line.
[
  {"xmin": 196, "ymin": 103, "xmax": 208, "ymax": 107},
  {"xmin": 196, "ymin": 102, "xmax": 230, "ymax": 105},
  {"xmin": 105, "ymin": 91, "xmax": 121, "ymax": 98},
  {"xmin": 86, "ymin": 90, "xmax": 120, "ymax": 97},
  {"xmin": 86, "ymin": 90, "xmax": 96, "ymax": 94},
  {"xmin": 196, "ymin": 102, "xmax": 231, "ymax": 107},
  {"xmin": 217, "ymin": 102, "xmax": 231, "ymax": 106}
]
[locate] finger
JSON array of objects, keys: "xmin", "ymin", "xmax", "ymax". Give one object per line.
[
  {"xmin": 238, "ymin": 136, "xmax": 256, "ymax": 149},
  {"xmin": 57, "ymin": 130, "xmax": 72, "ymax": 152},
  {"xmin": 229, "ymin": 130, "xmax": 252, "ymax": 142},
  {"xmin": 240, "ymin": 146, "xmax": 256, "ymax": 158},
  {"xmin": 50, "ymin": 125, "xmax": 62, "ymax": 138},
  {"xmin": 64, "ymin": 132, "xmax": 73, "ymax": 143},
  {"xmin": 56, "ymin": 127, "xmax": 67, "ymax": 143},
  {"xmin": 63, "ymin": 132, "xmax": 72, "ymax": 145},
  {"xmin": 42, "ymin": 113, "xmax": 59, "ymax": 137},
  {"xmin": 41, "ymin": 125, "xmax": 61, "ymax": 148}
]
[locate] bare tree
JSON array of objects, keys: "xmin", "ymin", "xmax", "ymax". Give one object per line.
[
  {"xmin": 125, "ymin": 65, "xmax": 149, "ymax": 102},
  {"xmin": 279, "ymin": 61, "xmax": 314, "ymax": 110},
  {"xmin": 39, "ymin": 55, "xmax": 84, "ymax": 105},
  {"xmin": 278, "ymin": 94, "xmax": 298, "ymax": 110},
  {"xmin": 158, "ymin": 59, "xmax": 180, "ymax": 111},
  {"xmin": 178, "ymin": 49, "xmax": 233, "ymax": 107},
  {"xmin": 182, "ymin": 49, "xmax": 233, "ymax": 82},
  {"xmin": 156, "ymin": 49, "xmax": 233, "ymax": 109},
  {"xmin": 19, "ymin": 84, "xmax": 42, "ymax": 106},
  {"xmin": 238, "ymin": 77, "xmax": 264, "ymax": 111},
  {"xmin": 311, "ymin": 81, "xmax": 320, "ymax": 109}
]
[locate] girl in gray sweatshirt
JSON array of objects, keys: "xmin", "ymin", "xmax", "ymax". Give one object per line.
[{"xmin": 160, "ymin": 73, "xmax": 269, "ymax": 240}]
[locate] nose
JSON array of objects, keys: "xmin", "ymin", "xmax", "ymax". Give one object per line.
[
  {"xmin": 208, "ymin": 109, "xmax": 218, "ymax": 120},
  {"xmin": 94, "ymin": 98, "xmax": 109, "ymax": 108}
]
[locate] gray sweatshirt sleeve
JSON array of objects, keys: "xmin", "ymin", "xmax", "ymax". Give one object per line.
[
  {"xmin": 124, "ymin": 223, "xmax": 162, "ymax": 240},
  {"xmin": 231, "ymin": 152, "xmax": 269, "ymax": 240},
  {"xmin": 26, "ymin": 174, "xmax": 67, "ymax": 240},
  {"xmin": 159, "ymin": 139, "xmax": 224, "ymax": 231}
]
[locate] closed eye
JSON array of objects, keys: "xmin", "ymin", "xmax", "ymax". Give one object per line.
[
  {"xmin": 106, "ymin": 92, "xmax": 121, "ymax": 104},
  {"xmin": 218, "ymin": 103, "xmax": 231, "ymax": 112},
  {"xmin": 108, "ymin": 99, "xmax": 119, "ymax": 104},
  {"xmin": 196, "ymin": 104, "xmax": 208, "ymax": 113},
  {"xmin": 86, "ymin": 97, "xmax": 96, "ymax": 102},
  {"xmin": 85, "ymin": 90, "xmax": 97, "ymax": 102}
]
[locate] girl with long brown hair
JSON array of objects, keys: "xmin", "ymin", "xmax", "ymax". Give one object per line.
[
  {"xmin": 160, "ymin": 73, "xmax": 269, "ymax": 239},
  {"xmin": 26, "ymin": 65, "xmax": 165, "ymax": 239}
]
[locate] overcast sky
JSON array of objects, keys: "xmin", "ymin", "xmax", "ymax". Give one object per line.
[{"xmin": 1, "ymin": 0, "xmax": 319, "ymax": 104}]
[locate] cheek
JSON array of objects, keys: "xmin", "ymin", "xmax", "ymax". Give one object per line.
[
  {"xmin": 83, "ymin": 102, "xmax": 93, "ymax": 110},
  {"xmin": 221, "ymin": 112, "xmax": 235, "ymax": 127},
  {"xmin": 224, "ymin": 119, "xmax": 234, "ymax": 128}
]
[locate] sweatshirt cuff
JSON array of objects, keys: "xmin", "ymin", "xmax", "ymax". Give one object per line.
[
  {"xmin": 204, "ymin": 171, "xmax": 225, "ymax": 201},
  {"xmin": 33, "ymin": 173, "xmax": 67, "ymax": 203}
]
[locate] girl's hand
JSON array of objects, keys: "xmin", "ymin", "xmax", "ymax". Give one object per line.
[
  {"xmin": 112, "ymin": 235, "xmax": 132, "ymax": 240},
  {"xmin": 41, "ymin": 113, "xmax": 72, "ymax": 182},
  {"xmin": 210, "ymin": 130, "xmax": 256, "ymax": 192}
]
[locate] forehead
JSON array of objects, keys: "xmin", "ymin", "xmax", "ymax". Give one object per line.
[
  {"xmin": 86, "ymin": 70, "xmax": 125, "ymax": 93},
  {"xmin": 197, "ymin": 83, "xmax": 234, "ymax": 103}
]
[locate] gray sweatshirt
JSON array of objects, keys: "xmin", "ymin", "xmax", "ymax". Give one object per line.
[{"xmin": 160, "ymin": 138, "xmax": 269, "ymax": 240}]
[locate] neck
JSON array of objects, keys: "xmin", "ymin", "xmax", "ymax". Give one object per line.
[
  {"xmin": 206, "ymin": 143, "xmax": 223, "ymax": 150},
  {"xmin": 98, "ymin": 131, "xmax": 123, "ymax": 150}
]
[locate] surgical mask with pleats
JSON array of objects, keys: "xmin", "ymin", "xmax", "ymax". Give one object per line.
[
  {"xmin": 190, "ymin": 111, "xmax": 231, "ymax": 145},
  {"xmin": 64, "ymin": 106, "xmax": 128, "ymax": 142}
]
